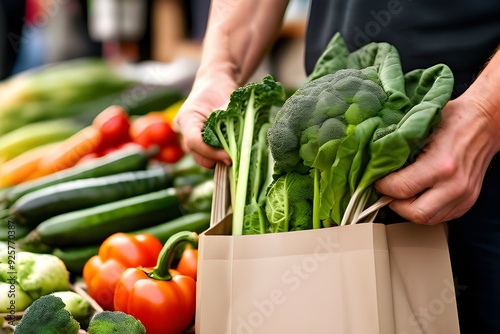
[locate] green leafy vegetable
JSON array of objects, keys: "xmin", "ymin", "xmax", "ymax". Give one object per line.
[
  {"xmin": 268, "ymin": 32, "xmax": 454, "ymax": 226},
  {"xmin": 0, "ymin": 282, "xmax": 34, "ymax": 313},
  {"xmin": 265, "ymin": 172, "xmax": 314, "ymax": 233},
  {"xmin": 0, "ymin": 252, "xmax": 69, "ymax": 300},
  {"xmin": 202, "ymin": 75, "xmax": 286, "ymax": 235}
]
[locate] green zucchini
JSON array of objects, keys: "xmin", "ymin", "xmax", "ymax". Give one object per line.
[
  {"xmin": 10, "ymin": 154, "xmax": 213, "ymax": 226},
  {"xmin": 132, "ymin": 212, "xmax": 211, "ymax": 244},
  {"xmin": 23, "ymin": 187, "xmax": 192, "ymax": 248},
  {"xmin": 0, "ymin": 208, "xmax": 9, "ymax": 220},
  {"xmin": 3, "ymin": 145, "xmax": 156, "ymax": 206},
  {"xmin": 52, "ymin": 245, "xmax": 100, "ymax": 276},
  {"xmin": 11, "ymin": 166, "xmax": 173, "ymax": 226},
  {"xmin": 0, "ymin": 219, "xmax": 31, "ymax": 241}
]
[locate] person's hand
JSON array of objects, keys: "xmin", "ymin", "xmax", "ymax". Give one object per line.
[
  {"xmin": 173, "ymin": 71, "xmax": 238, "ymax": 169},
  {"xmin": 375, "ymin": 94, "xmax": 500, "ymax": 225}
]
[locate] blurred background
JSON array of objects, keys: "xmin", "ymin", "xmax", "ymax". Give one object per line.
[{"xmin": 0, "ymin": 0, "xmax": 310, "ymax": 88}]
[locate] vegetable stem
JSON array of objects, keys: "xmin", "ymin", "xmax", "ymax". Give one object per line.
[
  {"xmin": 149, "ymin": 231, "xmax": 198, "ymax": 281},
  {"xmin": 313, "ymin": 168, "xmax": 321, "ymax": 229},
  {"xmin": 232, "ymin": 91, "xmax": 256, "ymax": 235}
]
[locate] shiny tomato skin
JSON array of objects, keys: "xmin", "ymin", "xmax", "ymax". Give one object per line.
[
  {"xmin": 93, "ymin": 105, "xmax": 131, "ymax": 149},
  {"xmin": 130, "ymin": 114, "xmax": 178, "ymax": 148},
  {"xmin": 157, "ymin": 145, "xmax": 185, "ymax": 163},
  {"xmin": 82, "ymin": 233, "xmax": 163, "ymax": 310}
]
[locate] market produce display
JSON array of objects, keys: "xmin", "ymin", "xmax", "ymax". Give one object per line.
[{"xmin": 0, "ymin": 60, "xmax": 211, "ymax": 333}]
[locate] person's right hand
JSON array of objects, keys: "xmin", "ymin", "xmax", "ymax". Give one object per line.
[{"xmin": 173, "ymin": 70, "xmax": 238, "ymax": 169}]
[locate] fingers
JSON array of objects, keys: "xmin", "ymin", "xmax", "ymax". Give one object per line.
[
  {"xmin": 375, "ymin": 155, "xmax": 440, "ymax": 199},
  {"xmin": 179, "ymin": 120, "xmax": 232, "ymax": 169},
  {"xmin": 387, "ymin": 188, "xmax": 461, "ymax": 225}
]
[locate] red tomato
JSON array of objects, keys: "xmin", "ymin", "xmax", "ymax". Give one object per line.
[
  {"xmin": 93, "ymin": 105, "xmax": 131, "ymax": 150},
  {"xmin": 130, "ymin": 114, "xmax": 178, "ymax": 149},
  {"xmin": 157, "ymin": 145, "xmax": 185, "ymax": 163}
]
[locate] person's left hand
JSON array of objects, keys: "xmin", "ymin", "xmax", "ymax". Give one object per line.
[{"xmin": 375, "ymin": 95, "xmax": 500, "ymax": 225}]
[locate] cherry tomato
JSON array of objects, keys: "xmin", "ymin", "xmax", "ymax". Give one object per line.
[
  {"xmin": 130, "ymin": 113, "xmax": 178, "ymax": 149},
  {"xmin": 157, "ymin": 145, "xmax": 185, "ymax": 163}
]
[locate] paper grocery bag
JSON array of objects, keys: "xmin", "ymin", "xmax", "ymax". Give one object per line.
[
  {"xmin": 196, "ymin": 218, "xmax": 459, "ymax": 334},
  {"xmin": 195, "ymin": 164, "xmax": 459, "ymax": 333}
]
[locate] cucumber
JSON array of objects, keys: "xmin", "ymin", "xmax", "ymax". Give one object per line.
[
  {"xmin": 3, "ymin": 145, "xmax": 156, "ymax": 206},
  {"xmin": 50, "ymin": 213, "xmax": 210, "ymax": 276},
  {"xmin": 0, "ymin": 219, "xmax": 31, "ymax": 241},
  {"xmin": 23, "ymin": 187, "xmax": 192, "ymax": 248},
  {"xmin": 11, "ymin": 166, "xmax": 173, "ymax": 226},
  {"xmin": 132, "ymin": 212, "xmax": 211, "ymax": 244},
  {"xmin": 52, "ymin": 245, "xmax": 100, "ymax": 275},
  {"xmin": 0, "ymin": 208, "xmax": 9, "ymax": 220}
]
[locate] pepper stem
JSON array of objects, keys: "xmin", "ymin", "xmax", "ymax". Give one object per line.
[{"xmin": 149, "ymin": 231, "xmax": 199, "ymax": 281}]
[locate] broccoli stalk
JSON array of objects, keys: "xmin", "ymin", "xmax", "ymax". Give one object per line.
[
  {"xmin": 312, "ymin": 168, "xmax": 321, "ymax": 229},
  {"xmin": 202, "ymin": 75, "xmax": 286, "ymax": 235},
  {"xmin": 243, "ymin": 123, "xmax": 273, "ymax": 234},
  {"xmin": 233, "ymin": 90, "xmax": 258, "ymax": 235}
]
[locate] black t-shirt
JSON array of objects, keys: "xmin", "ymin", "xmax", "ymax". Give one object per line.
[{"xmin": 305, "ymin": 0, "xmax": 500, "ymax": 96}]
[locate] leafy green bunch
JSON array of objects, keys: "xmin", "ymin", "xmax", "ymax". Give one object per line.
[
  {"xmin": 202, "ymin": 75, "xmax": 286, "ymax": 235},
  {"xmin": 267, "ymin": 33, "xmax": 454, "ymax": 228}
]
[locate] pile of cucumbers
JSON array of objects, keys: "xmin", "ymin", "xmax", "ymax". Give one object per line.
[{"xmin": 0, "ymin": 145, "xmax": 214, "ymax": 275}]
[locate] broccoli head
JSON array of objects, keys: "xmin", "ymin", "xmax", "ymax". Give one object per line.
[
  {"xmin": 268, "ymin": 68, "xmax": 388, "ymax": 174},
  {"xmin": 14, "ymin": 294, "xmax": 80, "ymax": 334},
  {"xmin": 87, "ymin": 311, "xmax": 146, "ymax": 334}
]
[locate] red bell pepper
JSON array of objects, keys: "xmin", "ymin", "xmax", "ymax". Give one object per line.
[
  {"xmin": 176, "ymin": 244, "xmax": 198, "ymax": 281},
  {"xmin": 82, "ymin": 232, "xmax": 163, "ymax": 310},
  {"xmin": 114, "ymin": 231, "xmax": 198, "ymax": 334}
]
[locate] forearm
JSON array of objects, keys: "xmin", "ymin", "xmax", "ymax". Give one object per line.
[
  {"xmin": 195, "ymin": 0, "xmax": 289, "ymax": 86},
  {"xmin": 459, "ymin": 46, "xmax": 500, "ymax": 152}
]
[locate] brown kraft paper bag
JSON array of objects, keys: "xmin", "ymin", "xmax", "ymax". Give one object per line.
[{"xmin": 195, "ymin": 165, "xmax": 460, "ymax": 334}]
